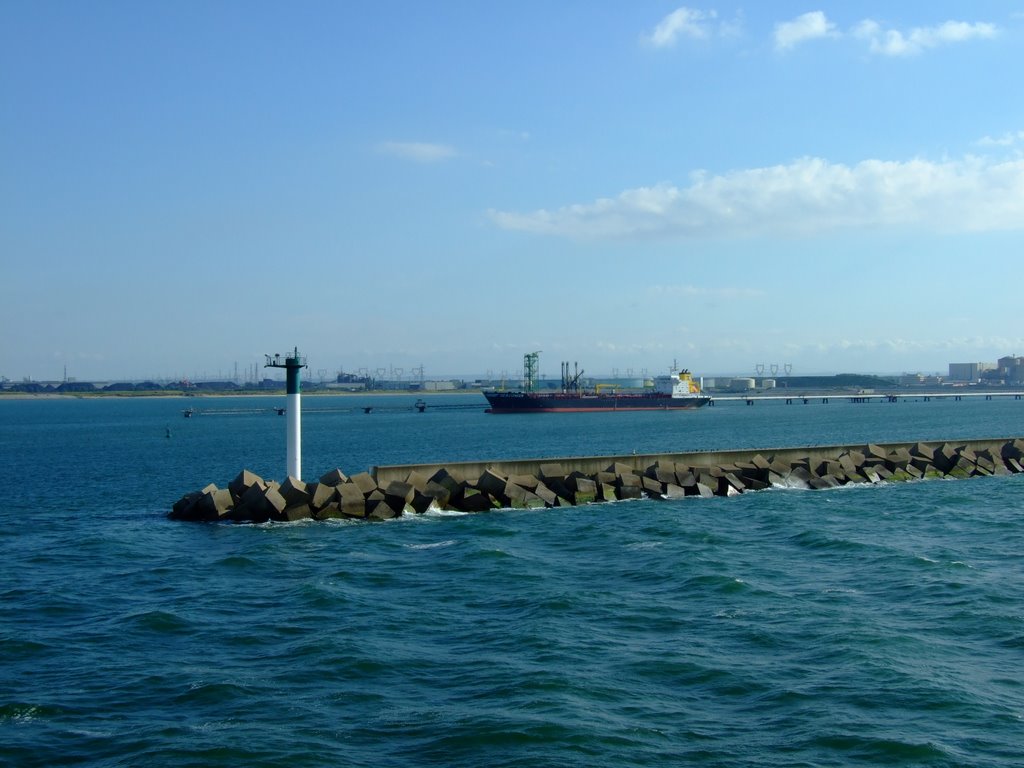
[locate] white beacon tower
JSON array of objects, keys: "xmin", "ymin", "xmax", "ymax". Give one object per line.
[{"xmin": 265, "ymin": 347, "xmax": 307, "ymax": 480}]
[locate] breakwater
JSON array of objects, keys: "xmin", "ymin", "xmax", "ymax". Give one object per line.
[{"xmin": 168, "ymin": 437, "xmax": 1024, "ymax": 523}]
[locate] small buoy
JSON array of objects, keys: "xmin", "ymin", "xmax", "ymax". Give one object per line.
[
  {"xmin": 363, "ymin": 406, "xmax": 373, "ymax": 414},
  {"xmin": 165, "ymin": 426, "xmax": 171, "ymax": 439}
]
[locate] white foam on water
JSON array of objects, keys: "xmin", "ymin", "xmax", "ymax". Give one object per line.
[{"xmin": 403, "ymin": 540, "xmax": 457, "ymax": 550}]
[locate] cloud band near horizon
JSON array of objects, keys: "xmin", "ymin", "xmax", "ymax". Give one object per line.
[{"xmin": 488, "ymin": 154, "xmax": 1024, "ymax": 240}]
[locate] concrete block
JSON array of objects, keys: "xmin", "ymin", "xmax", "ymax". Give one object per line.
[
  {"xmin": 962, "ymin": 460, "xmax": 987, "ymax": 479},
  {"xmin": 203, "ymin": 488, "xmax": 235, "ymax": 520},
  {"xmin": 532, "ymin": 481, "xmax": 558, "ymax": 507},
  {"xmin": 741, "ymin": 477, "xmax": 770, "ymax": 491},
  {"xmin": 539, "ymin": 463, "xmax": 567, "ymax": 480},
  {"xmin": 809, "ymin": 475, "xmax": 841, "ymax": 489},
  {"xmin": 790, "ymin": 457, "xmax": 811, "ymax": 472},
  {"xmin": 694, "ymin": 482, "xmax": 714, "ymax": 498},
  {"xmin": 641, "ymin": 476, "xmax": 664, "ymax": 497},
  {"xmin": 350, "ymin": 472, "xmax": 379, "ymax": 497},
  {"xmin": 651, "ymin": 467, "xmax": 678, "ymax": 485},
  {"xmin": 385, "ymin": 480, "xmax": 415, "ymax": 506},
  {"xmin": 616, "ymin": 484, "xmax": 643, "ymax": 500},
  {"xmin": 230, "ymin": 484, "xmax": 286, "ymax": 523},
  {"xmin": 169, "ymin": 491, "xmax": 203, "ymax": 520},
  {"xmin": 751, "ymin": 454, "xmax": 771, "ymax": 470},
  {"xmin": 911, "ymin": 442, "xmax": 935, "ymax": 460},
  {"xmin": 428, "ymin": 468, "xmax": 464, "ymax": 502},
  {"xmin": 509, "ymin": 474, "xmax": 540, "ymax": 491},
  {"xmin": 644, "ymin": 460, "xmax": 674, "ymax": 480},
  {"xmin": 263, "ymin": 486, "xmax": 288, "ymax": 520},
  {"xmin": 948, "ymin": 456, "xmax": 975, "ymax": 478},
  {"xmin": 405, "ymin": 470, "xmax": 430, "ymax": 492},
  {"xmin": 735, "ymin": 462, "xmax": 768, "ymax": 484},
  {"xmin": 566, "ymin": 472, "xmax": 591, "ymax": 491},
  {"xmin": 364, "ymin": 489, "xmax": 388, "ymax": 518},
  {"xmin": 715, "ymin": 473, "xmax": 745, "ymax": 496},
  {"xmin": 910, "ymin": 457, "xmax": 934, "ymax": 474},
  {"xmin": 229, "ymin": 469, "xmax": 266, "ymax": 501},
  {"xmin": 779, "ymin": 475, "xmax": 810, "ymax": 490},
  {"xmin": 788, "ymin": 466, "xmax": 814, "ymax": 488},
  {"xmin": 973, "ymin": 454, "xmax": 996, "ymax": 474},
  {"xmin": 309, "ymin": 482, "xmax": 336, "ymax": 510},
  {"xmin": 887, "ymin": 447, "xmax": 912, "ymax": 470},
  {"xmin": 368, "ymin": 499, "xmax": 401, "ymax": 520},
  {"xmin": 318, "ymin": 468, "xmax": 348, "ymax": 487},
  {"xmin": 816, "ymin": 459, "xmax": 843, "ymax": 478},
  {"xmin": 281, "ymin": 503, "xmax": 314, "ymax": 522},
  {"xmin": 409, "ymin": 492, "xmax": 437, "ymax": 514},
  {"xmin": 861, "ymin": 467, "xmax": 882, "ymax": 483},
  {"xmin": 543, "ymin": 476, "xmax": 574, "ymax": 504},
  {"xmin": 597, "ymin": 481, "xmax": 618, "ymax": 502},
  {"xmin": 675, "ymin": 470, "xmax": 696, "ymax": 488},
  {"xmin": 457, "ymin": 488, "xmax": 497, "ymax": 512},
  {"xmin": 865, "ymin": 444, "xmax": 887, "ymax": 462},
  {"xmin": 339, "ymin": 487, "xmax": 368, "ymax": 518},
  {"xmin": 504, "ymin": 482, "xmax": 545, "ymax": 509},
  {"xmin": 1001, "ymin": 439, "xmax": 1024, "ymax": 461},
  {"xmin": 872, "ymin": 465, "xmax": 893, "ymax": 481},
  {"xmin": 409, "ymin": 481, "xmax": 454, "ymax": 513},
  {"xmin": 933, "ymin": 443, "xmax": 959, "ymax": 472},
  {"xmin": 1007, "ymin": 458, "xmax": 1024, "ymax": 473},
  {"xmin": 430, "ymin": 466, "xmax": 465, "ymax": 491},
  {"xmin": 663, "ymin": 483, "xmax": 686, "ymax": 499},
  {"xmin": 423, "ymin": 480, "xmax": 452, "ymax": 508},
  {"xmin": 838, "ymin": 454, "xmax": 859, "ymax": 476},
  {"xmin": 617, "ymin": 473, "xmax": 642, "ymax": 488},
  {"xmin": 570, "ymin": 477, "xmax": 597, "ymax": 504},
  {"xmin": 315, "ymin": 501, "xmax": 345, "ymax": 520},
  {"xmin": 608, "ymin": 462, "xmax": 636, "ymax": 477},
  {"xmin": 279, "ymin": 476, "xmax": 310, "ymax": 506},
  {"xmin": 476, "ymin": 469, "xmax": 509, "ymax": 497}
]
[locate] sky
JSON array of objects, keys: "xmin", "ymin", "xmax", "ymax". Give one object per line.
[{"xmin": 2, "ymin": 1, "xmax": 1024, "ymax": 383}]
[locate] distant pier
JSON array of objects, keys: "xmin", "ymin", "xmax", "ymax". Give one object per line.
[{"xmin": 709, "ymin": 390, "xmax": 1024, "ymax": 405}]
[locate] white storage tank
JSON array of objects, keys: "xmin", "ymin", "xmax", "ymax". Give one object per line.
[
  {"xmin": 732, "ymin": 377, "xmax": 756, "ymax": 391},
  {"xmin": 762, "ymin": 379, "xmax": 776, "ymax": 389}
]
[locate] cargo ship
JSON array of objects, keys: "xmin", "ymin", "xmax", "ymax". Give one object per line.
[{"xmin": 484, "ymin": 353, "xmax": 711, "ymax": 413}]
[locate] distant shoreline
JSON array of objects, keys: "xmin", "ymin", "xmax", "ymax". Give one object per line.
[{"xmin": 0, "ymin": 390, "xmax": 482, "ymax": 400}]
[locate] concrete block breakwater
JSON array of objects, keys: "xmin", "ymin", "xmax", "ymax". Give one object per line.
[{"xmin": 169, "ymin": 438, "xmax": 1024, "ymax": 523}]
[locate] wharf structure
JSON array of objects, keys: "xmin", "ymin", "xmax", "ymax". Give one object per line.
[{"xmin": 170, "ymin": 437, "xmax": 1024, "ymax": 523}]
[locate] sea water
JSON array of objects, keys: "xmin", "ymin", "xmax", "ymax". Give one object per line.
[{"xmin": 1, "ymin": 394, "xmax": 1022, "ymax": 767}]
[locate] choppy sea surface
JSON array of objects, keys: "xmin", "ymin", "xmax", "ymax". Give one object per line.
[{"xmin": 2, "ymin": 393, "xmax": 1023, "ymax": 767}]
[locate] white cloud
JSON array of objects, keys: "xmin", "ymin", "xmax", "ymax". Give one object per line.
[
  {"xmin": 774, "ymin": 11, "xmax": 838, "ymax": 51},
  {"xmin": 977, "ymin": 131, "xmax": 1024, "ymax": 148},
  {"xmin": 645, "ymin": 7, "xmax": 716, "ymax": 47},
  {"xmin": 854, "ymin": 19, "xmax": 997, "ymax": 56},
  {"xmin": 375, "ymin": 141, "xmax": 457, "ymax": 163},
  {"xmin": 488, "ymin": 154, "xmax": 1024, "ymax": 240}
]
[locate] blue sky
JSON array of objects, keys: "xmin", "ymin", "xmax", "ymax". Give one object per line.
[{"xmin": 2, "ymin": 2, "xmax": 1023, "ymax": 382}]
